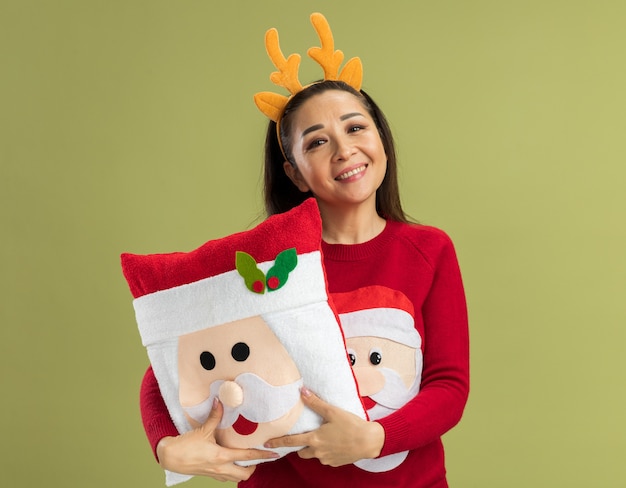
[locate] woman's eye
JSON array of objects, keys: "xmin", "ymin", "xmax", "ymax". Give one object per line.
[
  {"xmin": 349, "ymin": 125, "xmax": 365, "ymax": 133},
  {"xmin": 307, "ymin": 139, "xmax": 326, "ymax": 150}
]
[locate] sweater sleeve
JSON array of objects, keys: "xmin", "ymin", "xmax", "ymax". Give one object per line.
[
  {"xmin": 376, "ymin": 232, "xmax": 470, "ymax": 456},
  {"xmin": 140, "ymin": 365, "xmax": 180, "ymax": 461}
]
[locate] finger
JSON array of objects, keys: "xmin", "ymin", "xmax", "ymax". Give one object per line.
[
  {"xmin": 199, "ymin": 398, "xmax": 223, "ymax": 436},
  {"xmin": 227, "ymin": 447, "xmax": 281, "ymax": 463},
  {"xmin": 300, "ymin": 387, "xmax": 336, "ymax": 419},
  {"xmin": 223, "ymin": 464, "xmax": 257, "ymax": 482},
  {"xmin": 296, "ymin": 446, "xmax": 315, "ymax": 460},
  {"xmin": 264, "ymin": 432, "xmax": 309, "ymax": 449}
]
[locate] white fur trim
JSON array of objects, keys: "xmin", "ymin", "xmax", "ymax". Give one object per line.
[
  {"xmin": 339, "ymin": 308, "xmax": 421, "ymax": 348},
  {"xmin": 133, "ymin": 251, "xmax": 326, "ymax": 346}
]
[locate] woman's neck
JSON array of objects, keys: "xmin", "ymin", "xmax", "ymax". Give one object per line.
[{"xmin": 318, "ymin": 201, "xmax": 386, "ymax": 245}]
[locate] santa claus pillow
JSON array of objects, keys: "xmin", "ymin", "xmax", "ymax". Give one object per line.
[
  {"xmin": 121, "ymin": 198, "xmax": 366, "ymax": 485},
  {"xmin": 331, "ymin": 285, "xmax": 423, "ymax": 473}
]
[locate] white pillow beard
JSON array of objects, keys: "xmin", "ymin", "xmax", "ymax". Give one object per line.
[
  {"xmin": 355, "ymin": 367, "xmax": 420, "ymax": 473},
  {"xmin": 366, "ymin": 366, "xmax": 421, "ymax": 420},
  {"xmin": 182, "ymin": 373, "xmax": 304, "ymax": 428}
]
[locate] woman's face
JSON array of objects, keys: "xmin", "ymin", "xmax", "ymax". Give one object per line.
[{"xmin": 283, "ymin": 90, "xmax": 387, "ymax": 212}]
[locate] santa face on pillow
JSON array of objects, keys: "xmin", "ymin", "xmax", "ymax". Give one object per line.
[
  {"xmin": 331, "ymin": 285, "xmax": 423, "ymax": 473},
  {"xmin": 178, "ymin": 315, "xmax": 304, "ymax": 448},
  {"xmin": 121, "ymin": 199, "xmax": 366, "ymax": 486},
  {"xmin": 346, "ymin": 334, "xmax": 420, "ymax": 419}
]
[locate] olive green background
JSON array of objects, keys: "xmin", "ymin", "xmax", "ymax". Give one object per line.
[{"xmin": 2, "ymin": 1, "xmax": 625, "ymax": 487}]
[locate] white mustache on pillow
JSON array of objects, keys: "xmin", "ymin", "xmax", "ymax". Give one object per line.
[
  {"xmin": 367, "ymin": 367, "xmax": 420, "ymax": 413},
  {"xmin": 182, "ymin": 372, "xmax": 304, "ymax": 429}
]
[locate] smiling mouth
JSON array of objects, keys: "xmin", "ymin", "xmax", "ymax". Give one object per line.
[
  {"xmin": 232, "ymin": 415, "xmax": 258, "ymax": 436},
  {"xmin": 335, "ymin": 164, "xmax": 367, "ymax": 180},
  {"xmin": 361, "ymin": 396, "xmax": 377, "ymax": 410}
]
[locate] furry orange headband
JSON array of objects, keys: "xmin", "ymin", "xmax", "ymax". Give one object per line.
[{"xmin": 254, "ymin": 13, "xmax": 363, "ymax": 123}]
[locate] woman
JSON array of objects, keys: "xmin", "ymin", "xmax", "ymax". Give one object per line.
[{"xmin": 140, "ymin": 14, "xmax": 469, "ymax": 488}]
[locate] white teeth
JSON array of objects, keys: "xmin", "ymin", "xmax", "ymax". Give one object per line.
[{"xmin": 336, "ymin": 165, "xmax": 366, "ymax": 180}]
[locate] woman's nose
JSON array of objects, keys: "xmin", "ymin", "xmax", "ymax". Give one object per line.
[
  {"xmin": 332, "ymin": 137, "xmax": 355, "ymax": 162},
  {"xmin": 218, "ymin": 380, "xmax": 244, "ymax": 408}
]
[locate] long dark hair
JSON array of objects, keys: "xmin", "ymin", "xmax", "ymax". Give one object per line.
[{"xmin": 263, "ymin": 80, "xmax": 409, "ymax": 222}]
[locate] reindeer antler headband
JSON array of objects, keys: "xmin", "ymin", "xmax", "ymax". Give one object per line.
[{"xmin": 254, "ymin": 13, "xmax": 363, "ymax": 124}]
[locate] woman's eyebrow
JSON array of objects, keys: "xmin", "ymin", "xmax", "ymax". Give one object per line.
[
  {"xmin": 301, "ymin": 124, "xmax": 324, "ymax": 138},
  {"xmin": 301, "ymin": 112, "xmax": 365, "ymax": 138},
  {"xmin": 340, "ymin": 112, "xmax": 364, "ymax": 121}
]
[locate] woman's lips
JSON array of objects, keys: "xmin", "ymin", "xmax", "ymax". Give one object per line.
[{"xmin": 335, "ymin": 164, "xmax": 367, "ymax": 181}]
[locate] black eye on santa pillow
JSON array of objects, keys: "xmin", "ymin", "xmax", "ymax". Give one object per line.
[
  {"xmin": 231, "ymin": 342, "xmax": 250, "ymax": 362},
  {"xmin": 348, "ymin": 350, "xmax": 356, "ymax": 366},
  {"xmin": 200, "ymin": 351, "xmax": 216, "ymax": 370},
  {"xmin": 369, "ymin": 349, "xmax": 382, "ymax": 366}
]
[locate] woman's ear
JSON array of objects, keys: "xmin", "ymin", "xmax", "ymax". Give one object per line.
[{"xmin": 283, "ymin": 161, "xmax": 311, "ymax": 193}]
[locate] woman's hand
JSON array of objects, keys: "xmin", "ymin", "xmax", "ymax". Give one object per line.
[
  {"xmin": 156, "ymin": 399, "xmax": 279, "ymax": 483},
  {"xmin": 264, "ymin": 387, "xmax": 385, "ymax": 467}
]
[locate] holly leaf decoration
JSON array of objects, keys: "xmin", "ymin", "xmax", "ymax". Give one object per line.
[
  {"xmin": 266, "ymin": 248, "xmax": 298, "ymax": 291},
  {"xmin": 235, "ymin": 251, "xmax": 266, "ymax": 294}
]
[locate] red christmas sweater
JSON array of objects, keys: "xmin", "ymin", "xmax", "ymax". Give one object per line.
[{"xmin": 140, "ymin": 220, "xmax": 469, "ymax": 488}]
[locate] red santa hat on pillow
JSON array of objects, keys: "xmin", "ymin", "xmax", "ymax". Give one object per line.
[
  {"xmin": 331, "ymin": 285, "xmax": 422, "ymax": 405},
  {"xmin": 332, "ymin": 285, "xmax": 421, "ymax": 349},
  {"xmin": 124, "ymin": 204, "xmax": 329, "ymax": 348},
  {"xmin": 121, "ymin": 199, "xmax": 365, "ymax": 486}
]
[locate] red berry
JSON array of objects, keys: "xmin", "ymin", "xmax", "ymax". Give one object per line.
[
  {"xmin": 252, "ymin": 280, "xmax": 265, "ymax": 293},
  {"xmin": 267, "ymin": 276, "xmax": 280, "ymax": 289}
]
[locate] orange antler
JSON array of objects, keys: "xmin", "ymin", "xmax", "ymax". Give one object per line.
[
  {"xmin": 266, "ymin": 28, "xmax": 303, "ymax": 95},
  {"xmin": 254, "ymin": 28, "xmax": 303, "ymax": 122},
  {"xmin": 308, "ymin": 13, "xmax": 362, "ymax": 90}
]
